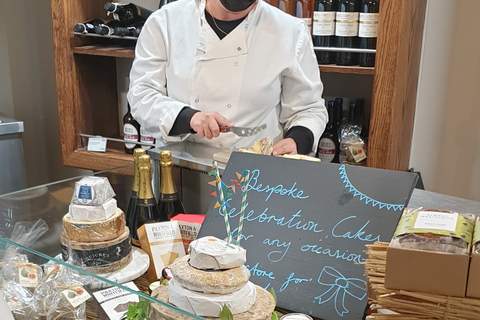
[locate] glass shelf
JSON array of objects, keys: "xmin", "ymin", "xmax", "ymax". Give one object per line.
[{"xmin": 0, "ymin": 166, "xmax": 206, "ymax": 320}]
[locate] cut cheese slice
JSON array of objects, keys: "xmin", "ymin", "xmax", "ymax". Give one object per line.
[
  {"xmin": 62, "ymin": 208, "xmax": 125, "ymax": 242},
  {"xmin": 60, "ymin": 227, "xmax": 132, "ymax": 274},
  {"xmin": 189, "ymin": 236, "xmax": 246, "ymax": 270},
  {"xmin": 168, "ymin": 279, "xmax": 256, "ymax": 317}
]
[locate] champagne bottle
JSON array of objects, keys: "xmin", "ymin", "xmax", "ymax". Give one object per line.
[
  {"xmin": 140, "ymin": 126, "xmax": 156, "ymax": 151},
  {"xmin": 335, "ymin": 0, "xmax": 359, "ymax": 66},
  {"xmin": 358, "ymin": 0, "xmax": 380, "ymax": 67},
  {"xmin": 126, "ymin": 148, "xmax": 146, "ymax": 235},
  {"xmin": 104, "ymin": 2, "xmax": 153, "ymax": 25},
  {"xmin": 130, "ymin": 154, "xmax": 166, "ymax": 246},
  {"xmin": 123, "ymin": 104, "xmax": 140, "ymax": 154},
  {"xmin": 313, "ymin": 0, "xmax": 337, "ymax": 64},
  {"xmin": 74, "ymin": 18, "xmax": 106, "ymax": 34},
  {"xmin": 158, "ymin": 150, "xmax": 185, "ymax": 220},
  {"xmin": 295, "ymin": 0, "xmax": 315, "ymax": 33},
  {"xmin": 316, "ymin": 101, "xmax": 339, "ymax": 162}
]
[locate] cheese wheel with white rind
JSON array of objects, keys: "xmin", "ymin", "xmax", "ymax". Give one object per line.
[
  {"xmin": 69, "ymin": 198, "xmax": 118, "ymax": 221},
  {"xmin": 189, "ymin": 236, "xmax": 246, "ymax": 269},
  {"xmin": 62, "ymin": 208, "xmax": 125, "ymax": 242},
  {"xmin": 60, "ymin": 227, "xmax": 132, "ymax": 273},
  {"xmin": 170, "ymin": 255, "xmax": 250, "ymax": 294},
  {"xmin": 168, "ymin": 279, "xmax": 256, "ymax": 317}
]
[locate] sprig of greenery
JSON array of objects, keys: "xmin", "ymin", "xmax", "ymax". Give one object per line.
[
  {"xmin": 220, "ymin": 305, "xmax": 234, "ymax": 320},
  {"xmin": 123, "ymin": 294, "xmax": 158, "ymax": 320},
  {"xmin": 269, "ymin": 287, "xmax": 279, "ymax": 320}
]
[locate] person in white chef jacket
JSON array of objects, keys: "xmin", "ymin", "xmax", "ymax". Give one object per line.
[{"xmin": 127, "ymin": 0, "xmax": 328, "ymax": 156}]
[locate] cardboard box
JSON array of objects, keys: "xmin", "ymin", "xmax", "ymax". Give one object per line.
[
  {"xmin": 171, "ymin": 214, "xmax": 205, "ymax": 253},
  {"xmin": 137, "ymin": 221, "xmax": 186, "ymax": 283},
  {"xmin": 385, "ymin": 246, "xmax": 469, "ymax": 297}
]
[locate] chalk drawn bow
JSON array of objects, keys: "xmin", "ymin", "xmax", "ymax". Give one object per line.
[{"xmin": 315, "ymin": 266, "xmax": 366, "ymax": 317}]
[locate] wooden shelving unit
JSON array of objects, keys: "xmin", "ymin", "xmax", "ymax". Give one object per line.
[{"xmin": 50, "ymin": 0, "xmax": 427, "ymax": 174}]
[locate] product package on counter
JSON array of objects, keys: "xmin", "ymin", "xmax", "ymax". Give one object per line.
[
  {"xmin": 92, "ymin": 281, "xmax": 140, "ymax": 320},
  {"xmin": 170, "ymin": 214, "xmax": 205, "ymax": 254},
  {"xmin": 385, "ymin": 208, "xmax": 474, "ymax": 297},
  {"xmin": 466, "ymin": 216, "xmax": 480, "ymax": 298},
  {"xmin": 137, "ymin": 220, "xmax": 185, "ymax": 283}
]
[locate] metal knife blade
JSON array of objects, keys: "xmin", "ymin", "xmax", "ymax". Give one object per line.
[{"xmin": 219, "ymin": 124, "xmax": 267, "ymax": 137}]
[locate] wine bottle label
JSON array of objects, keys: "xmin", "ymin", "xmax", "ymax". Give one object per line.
[
  {"xmin": 140, "ymin": 127, "xmax": 155, "ymax": 150},
  {"xmin": 313, "ymin": 11, "xmax": 335, "ymax": 36},
  {"xmin": 359, "ymin": 13, "xmax": 379, "ymax": 38},
  {"xmin": 317, "ymin": 137, "xmax": 336, "ymax": 162},
  {"xmin": 335, "ymin": 12, "xmax": 359, "ymax": 37},
  {"xmin": 160, "ymin": 193, "xmax": 179, "ymax": 201},
  {"xmin": 124, "ymin": 123, "xmax": 139, "ymax": 149}
]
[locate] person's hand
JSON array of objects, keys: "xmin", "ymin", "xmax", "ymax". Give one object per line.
[
  {"xmin": 190, "ymin": 112, "xmax": 234, "ymax": 139},
  {"xmin": 272, "ymin": 138, "xmax": 297, "ymax": 156}
]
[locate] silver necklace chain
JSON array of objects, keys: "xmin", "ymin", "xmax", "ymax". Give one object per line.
[{"xmin": 207, "ymin": 2, "xmax": 228, "ymax": 35}]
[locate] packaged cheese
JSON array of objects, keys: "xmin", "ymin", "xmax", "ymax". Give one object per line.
[
  {"xmin": 70, "ymin": 176, "xmax": 115, "ymax": 206},
  {"xmin": 189, "ymin": 236, "xmax": 247, "ymax": 270}
]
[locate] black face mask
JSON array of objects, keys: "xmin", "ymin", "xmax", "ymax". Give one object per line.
[{"xmin": 219, "ymin": 0, "xmax": 256, "ymax": 12}]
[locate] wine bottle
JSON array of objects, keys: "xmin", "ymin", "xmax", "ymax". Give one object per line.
[
  {"xmin": 104, "ymin": 2, "xmax": 153, "ymax": 25},
  {"xmin": 334, "ymin": 97, "xmax": 344, "ymax": 132},
  {"xmin": 126, "ymin": 148, "xmax": 146, "ymax": 236},
  {"xmin": 313, "ymin": 0, "xmax": 336, "ymax": 64},
  {"xmin": 278, "ymin": 0, "xmax": 295, "ymax": 15},
  {"xmin": 358, "ymin": 0, "xmax": 380, "ymax": 67},
  {"xmin": 263, "ymin": 0, "xmax": 279, "ymax": 7},
  {"xmin": 316, "ymin": 101, "xmax": 339, "ymax": 162},
  {"xmin": 113, "ymin": 21, "xmax": 144, "ymax": 37},
  {"xmin": 130, "ymin": 154, "xmax": 166, "ymax": 246},
  {"xmin": 158, "ymin": 150, "xmax": 185, "ymax": 220},
  {"xmin": 140, "ymin": 126, "xmax": 156, "ymax": 151},
  {"xmin": 335, "ymin": 0, "xmax": 359, "ymax": 66},
  {"xmin": 295, "ymin": 0, "xmax": 315, "ymax": 33},
  {"xmin": 74, "ymin": 18, "xmax": 105, "ymax": 34},
  {"xmin": 123, "ymin": 103, "xmax": 140, "ymax": 154},
  {"xmin": 94, "ymin": 19, "xmax": 127, "ymax": 35}
]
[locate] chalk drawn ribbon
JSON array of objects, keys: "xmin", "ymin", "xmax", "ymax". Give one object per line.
[{"xmin": 315, "ymin": 266, "xmax": 366, "ymax": 317}]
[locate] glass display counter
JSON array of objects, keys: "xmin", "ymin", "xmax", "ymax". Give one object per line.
[{"xmin": 0, "ymin": 164, "xmax": 207, "ymax": 320}]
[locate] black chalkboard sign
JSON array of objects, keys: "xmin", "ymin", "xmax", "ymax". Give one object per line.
[{"xmin": 199, "ymin": 152, "xmax": 418, "ymax": 320}]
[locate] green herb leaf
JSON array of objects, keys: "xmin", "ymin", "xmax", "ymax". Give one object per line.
[
  {"xmin": 220, "ymin": 305, "xmax": 234, "ymax": 320},
  {"xmin": 271, "ymin": 311, "xmax": 279, "ymax": 320},
  {"xmin": 269, "ymin": 287, "xmax": 277, "ymax": 304}
]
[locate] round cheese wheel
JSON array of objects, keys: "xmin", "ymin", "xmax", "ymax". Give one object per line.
[
  {"xmin": 60, "ymin": 227, "xmax": 132, "ymax": 273},
  {"xmin": 62, "ymin": 208, "xmax": 125, "ymax": 242},
  {"xmin": 189, "ymin": 236, "xmax": 247, "ymax": 270},
  {"xmin": 170, "ymin": 255, "xmax": 250, "ymax": 294},
  {"xmin": 168, "ymin": 279, "xmax": 256, "ymax": 317}
]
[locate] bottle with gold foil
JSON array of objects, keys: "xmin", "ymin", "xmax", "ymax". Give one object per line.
[
  {"xmin": 130, "ymin": 154, "xmax": 166, "ymax": 246},
  {"xmin": 126, "ymin": 148, "xmax": 146, "ymax": 236},
  {"xmin": 158, "ymin": 150, "xmax": 185, "ymax": 220}
]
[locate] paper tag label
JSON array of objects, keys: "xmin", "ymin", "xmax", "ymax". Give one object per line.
[
  {"xmin": 348, "ymin": 145, "xmax": 367, "ymax": 163},
  {"xmin": 87, "ymin": 137, "xmax": 107, "ymax": 152},
  {"xmin": 76, "ymin": 184, "xmax": 95, "ymax": 204},
  {"xmin": 45, "ymin": 264, "xmax": 62, "ymax": 283},
  {"xmin": 473, "ymin": 219, "xmax": 480, "ymax": 245},
  {"xmin": 394, "ymin": 209, "xmax": 474, "ymax": 244},
  {"xmin": 18, "ymin": 264, "xmax": 39, "ymax": 288},
  {"xmin": 62, "ymin": 286, "xmax": 91, "ymax": 308}
]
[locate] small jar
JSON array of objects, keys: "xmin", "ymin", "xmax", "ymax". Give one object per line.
[{"xmin": 280, "ymin": 313, "xmax": 313, "ymax": 320}]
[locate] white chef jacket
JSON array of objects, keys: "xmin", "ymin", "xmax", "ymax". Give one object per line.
[{"xmin": 128, "ymin": 0, "xmax": 327, "ymax": 153}]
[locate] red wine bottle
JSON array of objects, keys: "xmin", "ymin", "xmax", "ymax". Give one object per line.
[
  {"xmin": 74, "ymin": 18, "xmax": 106, "ymax": 34},
  {"xmin": 140, "ymin": 126, "xmax": 156, "ymax": 151},
  {"xmin": 123, "ymin": 104, "xmax": 140, "ymax": 154},
  {"xmin": 104, "ymin": 2, "xmax": 153, "ymax": 25},
  {"xmin": 358, "ymin": 0, "xmax": 380, "ymax": 67},
  {"xmin": 295, "ymin": 0, "xmax": 315, "ymax": 33},
  {"xmin": 335, "ymin": 0, "xmax": 359, "ymax": 66},
  {"xmin": 313, "ymin": 0, "xmax": 337, "ymax": 64},
  {"xmin": 316, "ymin": 101, "xmax": 339, "ymax": 162},
  {"xmin": 278, "ymin": 0, "xmax": 295, "ymax": 15}
]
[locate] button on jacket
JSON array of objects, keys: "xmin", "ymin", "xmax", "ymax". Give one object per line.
[{"xmin": 128, "ymin": 0, "xmax": 328, "ymax": 152}]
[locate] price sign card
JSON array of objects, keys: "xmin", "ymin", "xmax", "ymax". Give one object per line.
[{"xmin": 199, "ymin": 152, "xmax": 417, "ymax": 320}]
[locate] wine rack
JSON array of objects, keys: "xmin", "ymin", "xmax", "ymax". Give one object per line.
[{"xmin": 51, "ymin": 0, "xmax": 427, "ymax": 173}]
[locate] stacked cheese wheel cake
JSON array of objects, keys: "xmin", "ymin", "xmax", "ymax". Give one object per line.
[{"xmin": 60, "ymin": 177, "xmax": 132, "ymax": 274}]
